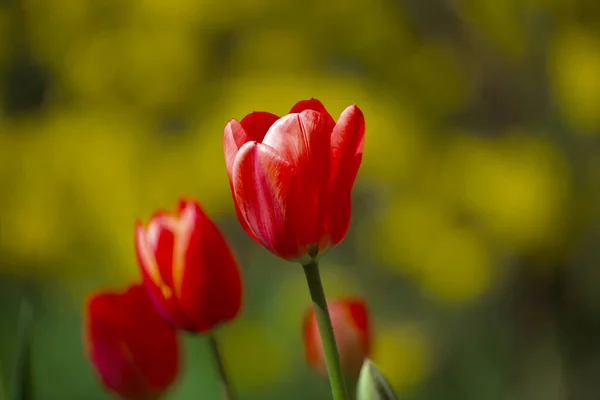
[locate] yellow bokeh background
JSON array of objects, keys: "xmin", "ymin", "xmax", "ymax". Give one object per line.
[{"xmin": 1, "ymin": 0, "xmax": 599, "ymax": 399}]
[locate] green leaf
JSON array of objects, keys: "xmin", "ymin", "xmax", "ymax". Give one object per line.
[
  {"xmin": 356, "ymin": 359, "xmax": 399, "ymax": 400},
  {"xmin": 10, "ymin": 299, "xmax": 34, "ymax": 400},
  {"xmin": 0, "ymin": 362, "xmax": 6, "ymax": 400}
]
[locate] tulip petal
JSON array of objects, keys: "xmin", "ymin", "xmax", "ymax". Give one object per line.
[
  {"xmin": 85, "ymin": 284, "xmax": 179, "ymax": 399},
  {"xmin": 223, "ymin": 112, "xmax": 279, "ymax": 178},
  {"xmin": 302, "ymin": 298, "xmax": 371, "ymax": 382},
  {"xmin": 290, "ymin": 98, "xmax": 335, "ymax": 127},
  {"xmin": 302, "ymin": 306, "xmax": 321, "ymax": 369},
  {"xmin": 262, "ymin": 110, "xmax": 333, "ymax": 251},
  {"xmin": 232, "ymin": 142, "xmax": 304, "ymax": 259},
  {"xmin": 135, "ymin": 218, "xmax": 190, "ymax": 329},
  {"xmin": 135, "ymin": 220, "xmax": 173, "ymax": 294},
  {"xmin": 224, "ymin": 118, "xmax": 278, "ymax": 246},
  {"xmin": 262, "ymin": 110, "xmax": 334, "ymax": 164},
  {"xmin": 224, "ymin": 120, "xmax": 249, "ymax": 180},
  {"xmin": 168, "ymin": 202, "xmax": 196, "ymax": 301},
  {"xmin": 345, "ymin": 299, "xmax": 371, "ymax": 356},
  {"xmin": 241, "ymin": 111, "xmax": 280, "ymax": 139},
  {"xmin": 178, "ymin": 200, "xmax": 243, "ymax": 333},
  {"xmin": 328, "ymin": 105, "xmax": 366, "ymax": 245}
]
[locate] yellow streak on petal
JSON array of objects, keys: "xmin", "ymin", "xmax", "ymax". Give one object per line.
[
  {"xmin": 138, "ymin": 225, "xmax": 172, "ymax": 299},
  {"xmin": 160, "ymin": 285, "xmax": 172, "ymax": 299},
  {"xmin": 160, "ymin": 206, "xmax": 194, "ymax": 301}
]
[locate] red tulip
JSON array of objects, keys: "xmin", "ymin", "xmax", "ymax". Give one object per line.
[
  {"xmin": 135, "ymin": 198, "xmax": 242, "ymax": 333},
  {"xmin": 84, "ymin": 284, "xmax": 180, "ymax": 400},
  {"xmin": 303, "ymin": 297, "xmax": 371, "ymax": 382},
  {"xmin": 224, "ymin": 98, "xmax": 365, "ymax": 263}
]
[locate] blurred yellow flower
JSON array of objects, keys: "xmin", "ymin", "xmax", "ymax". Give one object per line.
[
  {"xmin": 454, "ymin": 0, "xmax": 529, "ymax": 60},
  {"xmin": 118, "ymin": 26, "xmax": 203, "ymax": 114},
  {"xmin": 129, "ymin": 0, "xmax": 207, "ymax": 29},
  {"xmin": 227, "ymin": 28, "xmax": 318, "ymax": 75},
  {"xmin": 360, "ymin": 102, "xmax": 424, "ymax": 187},
  {"xmin": 0, "ymin": 7, "xmax": 8, "ymax": 66},
  {"xmin": 138, "ymin": 126, "xmax": 232, "ymax": 219},
  {"xmin": 0, "ymin": 108, "xmax": 158, "ymax": 283},
  {"xmin": 403, "ymin": 40, "xmax": 471, "ymax": 117},
  {"xmin": 21, "ymin": 0, "xmax": 90, "ymax": 68},
  {"xmin": 62, "ymin": 30, "xmax": 120, "ymax": 106},
  {"xmin": 371, "ymin": 324, "xmax": 432, "ymax": 389},
  {"xmin": 1, "ymin": 105, "xmax": 243, "ymax": 283},
  {"xmin": 23, "ymin": 0, "xmax": 207, "ymax": 114},
  {"xmin": 417, "ymin": 224, "xmax": 494, "ymax": 304},
  {"xmin": 0, "ymin": 124, "xmax": 16, "ymax": 185},
  {"xmin": 41, "ymin": 109, "xmax": 148, "ymax": 281},
  {"xmin": 368, "ymin": 194, "xmax": 452, "ymax": 277},
  {"xmin": 441, "ymin": 133, "xmax": 571, "ymax": 251},
  {"xmin": 219, "ymin": 321, "xmax": 292, "ymax": 393},
  {"xmin": 368, "ymin": 193, "xmax": 494, "ymax": 304},
  {"xmin": 221, "ymin": 72, "xmax": 362, "ymax": 119},
  {"xmin": 550, "ymin": 26, "xmax": 600, "ymax": 134},
  {"xmin": 0, "ymin": 120, "xmax": 71, "ymax": 270},
  {"xmin": 303, "ymin": 0, "xmax": 412, "ymax": 58}
]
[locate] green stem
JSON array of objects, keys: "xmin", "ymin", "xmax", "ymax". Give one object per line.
[
  {"xmin": 303, "ymin": 261, "xmax": 350, "ymax": 400},
  {"xmin": 207, "ymin": 333, "xmax": 237, "ymax": 400}
]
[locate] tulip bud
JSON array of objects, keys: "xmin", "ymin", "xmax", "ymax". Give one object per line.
[
  {"xmin": 84, "ymin": 284, "xmax": 179, "ymax": 400},
  {"xmin": 135, "ymin": 198, "xmax": 243, "ymax": 333},
  {"xmin": 356, "ymin": 359, "xmax": 398, "ymax": 400},
  {"xmin": 302, "ymin": 297, "xmax": 371, "ymax": 382},
  {"xmin": 224, "ymin": 98, "xmax": 365, "ymax": 264}
]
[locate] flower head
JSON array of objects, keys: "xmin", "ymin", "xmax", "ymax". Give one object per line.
[
  {"xmin": 84, "ymin": 284, "xmax": 180, "ymax": 400},
  {"xmin": 135, "ymin": 198, "xmax": 243, "ymax": 333},
  {"xmin": 224, "ymin": 98, "xmax": 365, "ymax": 263},
  {"xmin": 303, "ymin": 297, "xmax": 371, "ymax": 382}
]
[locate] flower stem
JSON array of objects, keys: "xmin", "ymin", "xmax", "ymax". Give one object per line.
[
  {"xmin": 302, "ymin": 261, "xmax": 350, "ymax": 400},
  {"xmin": 207, "ymin": 332, "xmax": 237, "ymax": 400}
]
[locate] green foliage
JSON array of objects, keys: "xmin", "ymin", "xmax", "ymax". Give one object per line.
[{"xmin": 10, "ymin": 301, "xmax": 33, "ymax": 400}]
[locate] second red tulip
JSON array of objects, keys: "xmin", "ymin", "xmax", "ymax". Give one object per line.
[
  {"xmin": 84, "ymin": 284, "xmax": 180, "ymax": 400},
  {"xmin": 135, "ymin": 199, "xmax": 243, "ymax": 333},
  {"xmin": 303, "ymin": 297, "xmax": 371, "ymax": 382}
]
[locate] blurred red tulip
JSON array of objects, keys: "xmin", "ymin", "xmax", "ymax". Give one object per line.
[
  {"xmin": 84, "ymin": 284, "xmax": 180, "ymax": 400},
  {"xmin": 224, "ymin": 98, "xmax": 365, "ymax": 263},
  {"xmin": 135, "ymin": 198, "xmax": 242, "ymax": 333},
  {"xmin": 303, "ymin": 297, "xmax": 371, "ymax": 382}
]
